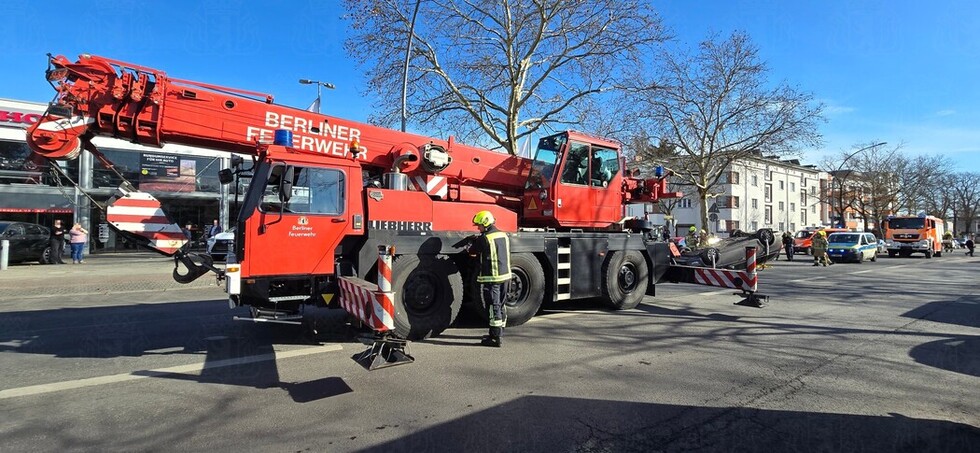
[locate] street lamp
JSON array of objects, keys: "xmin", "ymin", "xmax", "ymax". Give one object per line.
[
  {"xmin": 298, "ymin": 79, "xmax": 335, "ymax": 114},
  {"xmin": 830, "ymin": 141, "xmax": 887, "ymax": 229}
]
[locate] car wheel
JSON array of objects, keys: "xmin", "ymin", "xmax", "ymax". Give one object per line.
[
  {"xmin": 856, "ymin": 253, "xmax": 863, "ymax": 264},
  {"xmin": 41, "ymin": 246, "xmax": 52, "ymax": 264},
  {"xmin": 870, "ymin": 252, "xmax": 877, "ymax": 262},
  {"xmin": 699, "ymin": 247, "xmax": 720, "ymax": 267}
]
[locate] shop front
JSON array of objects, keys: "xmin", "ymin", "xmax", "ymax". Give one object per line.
[{"xmin": 0, "ymin": 98, "xmax": 232, "ymax": 255}]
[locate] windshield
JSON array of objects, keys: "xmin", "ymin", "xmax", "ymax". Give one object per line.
[
  {"xmin": 829, "ymin": 233, "xmax": 860, "ymax": 244},
  {"xmin": 795, "ymin": 231, "xmax": 813, "ymax": 239},
  {"xmin": 888, "ymin": 218, "xmax": 925, "ymax": 229},
  {"xmin": 526, "ymin": 133, "xmax": 566, "ymax": 188}
]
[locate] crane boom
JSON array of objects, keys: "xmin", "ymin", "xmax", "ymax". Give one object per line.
[{"xmin": 27, "ymin": 54, "xmax": 533, "ymax": 197}]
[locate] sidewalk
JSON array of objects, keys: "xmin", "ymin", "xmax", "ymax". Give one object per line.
[{"xmin": 0, "ymin": 251, "xmax": 223, "ymax": 300}]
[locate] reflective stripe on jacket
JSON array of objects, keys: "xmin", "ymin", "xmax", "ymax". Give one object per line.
[{"xmin": 477, "ymin": 228, "xmax": 512, "ymax": 283}]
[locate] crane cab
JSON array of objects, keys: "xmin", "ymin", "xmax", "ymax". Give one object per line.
[{"xmin": 521, "ymin": 131, "xmax": 626, "ymax": 230}]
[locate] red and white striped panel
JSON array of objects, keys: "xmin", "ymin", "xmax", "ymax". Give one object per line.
[
  {"xmin": 373, "ymin": 291, "xmax": 395, "ymax": 332},
  {"xmin": 106, "ymin": 191, "xmax": 187, "ymax": 256},
  {"xmin": 339, "ymin": 277, "xmax": 383, "ymax": 330},
  {"xmin": 411, "ymin": 175, "xmax": 448, "ymax": 198},
  {"xmin": 694, "ymin": 268, "xmax": 754, "ymax": 292}
]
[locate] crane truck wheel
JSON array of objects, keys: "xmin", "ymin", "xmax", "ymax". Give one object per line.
[
  {"xmin": 391, "ymin": 254, "xmax": 463, "ymax": 340},
  {"xmin": 472, "ymin": 253, "xmax": 545, "ymax": 327},
  {"xmin": 601, "ymin": 250, "xmax": 649, "ymax": 310}
]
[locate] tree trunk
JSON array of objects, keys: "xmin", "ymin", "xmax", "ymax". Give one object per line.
[{"xmin": 698, "ymin": 186, "xmax": 709, "ymax": 232}]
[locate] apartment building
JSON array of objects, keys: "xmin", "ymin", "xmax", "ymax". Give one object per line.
[{"xmin": 655, "ymin": 154, "xmax": 830, "ymax": 236}]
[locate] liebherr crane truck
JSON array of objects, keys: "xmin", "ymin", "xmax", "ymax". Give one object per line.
[{"xmin": 26, "ymin": 54, "xmax": 766, "ymax": 340}]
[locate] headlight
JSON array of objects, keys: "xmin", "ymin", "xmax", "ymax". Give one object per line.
[
  {"xmin": 885, "ymin": 240, "xmax": 895, "ymax": 246},
  {"xmin": 918, "ymin": 240, "xmax": 930, "ymax": 246}
]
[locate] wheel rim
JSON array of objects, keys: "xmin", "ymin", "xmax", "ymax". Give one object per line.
[
  {"xmin": 506, "ymin": 267, "xmax": 529, "ymax": 308},
  {"xmin": 403, "ymin": 271, "xmax": 440, "ymax": 314},
  {"xmin": 618, "ymin": 262, "xmax": 639, "ymax": 294}
]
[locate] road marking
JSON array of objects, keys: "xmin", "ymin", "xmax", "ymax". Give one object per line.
[
  {"xmin": 852, "ymin": 269, "xmax": 874, "ymax": 274},
  {"xmin": 0, "ymin": 343, "xmax": 343, "ymax": 401},
  {"xmin": 696, "ymin": 289, "xmax": 734, "ymax": 296}
]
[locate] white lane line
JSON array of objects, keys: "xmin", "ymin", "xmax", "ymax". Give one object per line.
[
  {"xmin": 696, "ymin": 289, "xmax": 734, "ymax": 296},
  {"xmin": 788, "ymin": 276, "xmax": 827, "ymax": 283},
  {"xmin": 852, "ymin": 269, "xmax": 875, "ymax": 274},
  {"xmin": 0, "ymin": 344, "xmax": 343, "ymax": 400}
]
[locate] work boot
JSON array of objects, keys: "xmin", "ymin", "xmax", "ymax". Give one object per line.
[{"xmin": 480, "ymin": 335, "xmax": 501, "ymax": 348}]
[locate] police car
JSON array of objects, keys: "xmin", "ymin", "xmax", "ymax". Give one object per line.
[{"xmin": 827, "ymin": 232, "xmax": 879, "ymax": 263}]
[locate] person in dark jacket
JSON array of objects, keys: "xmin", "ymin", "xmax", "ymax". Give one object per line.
[
  {"xmin": 49, "ymin": 219, "xmax": 66, "ymax": 264},
  {"xmin": 966, "ymin": 236, "xmax": 975, "ymax": 257},
  {"xmin": 469, "ymin": 210, "xmax": 511, "ymax": 348},
  {"xmin": 782, "ymin": 231, "xmax": 795, "ymax": 261}
]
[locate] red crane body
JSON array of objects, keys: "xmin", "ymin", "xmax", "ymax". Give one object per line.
[{"xmin": 25, "ymin": 54, "xmax": 687, "ymax": 339}]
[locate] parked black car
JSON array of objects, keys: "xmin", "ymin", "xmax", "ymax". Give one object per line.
[
  {"xmin": 674, "ymin": 228, "xmax": 779, "ymax": 269},
  {"xmin": 0, "ymin": 221, "xmax": 52, "ymax": 264}
]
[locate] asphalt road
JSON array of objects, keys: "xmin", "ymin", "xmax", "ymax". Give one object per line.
[{"xmin": 0, "ymin": 252, "xmax": 977, "ymax": 452}]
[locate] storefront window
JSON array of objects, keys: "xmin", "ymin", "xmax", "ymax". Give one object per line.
[
  {"xmin": 95, "ymin": 148, "xmax": 222, "ymax": 193},
  {"xmin": 0, "ymin": 139, "xmax": 78, "ymax": 186}
]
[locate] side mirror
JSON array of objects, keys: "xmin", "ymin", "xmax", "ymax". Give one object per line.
[
  {"xmin": 279, "ymin": 166, "xmax": 295, "ymax": 203},
  {"xmin": 231, "ymin": 154, "xmax": 244, "ymax": 168},
  {"xmin": 218, "ymin": 168, "xmax": 234, "ymax": 185}
]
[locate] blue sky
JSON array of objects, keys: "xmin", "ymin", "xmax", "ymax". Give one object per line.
[{"xmin": 1, "ymin": 1, "xmax": 977, "ymax": 170}]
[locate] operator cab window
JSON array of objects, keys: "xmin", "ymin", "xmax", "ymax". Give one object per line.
[
  {"xmin": 591, "ymin": 147, "xmax": 619, "ymax": 188},
  {"xmin": 560, "ymin": 142, "xmax": 591, "ymax": 186},
  {"xmin": 260, "ymin": 165, "xmax": 345, "ymax": 215}
]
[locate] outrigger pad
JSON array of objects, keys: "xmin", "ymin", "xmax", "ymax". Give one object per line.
[
  {"xmin": 353, "ymin": 336, "xmax": 415, "ymax": 371},
  {"xmin": 734, "ymin": 292, "xmax": 768, "ymax": 308}
]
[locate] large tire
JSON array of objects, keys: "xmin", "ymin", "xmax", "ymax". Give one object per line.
[
  {"xmin": 888, "ymin": 250, "xmax": 897, "ymax": 258},
  {"xmin": 602, "ymin": 250, "xmax": 649, "ymax": 310},
  {"xmin": 391, "ymin": 255, "xmax": 462, "ymax": 340},
  {"xmin": 699, "ymin": 247, "xmax": 720, "ymax": 267},
  {"xmin": 924, "ymin": 249, "xmax": 933, "ymax": 259},
  {"xmin": 473, "ymin": 253, "xmax": 545, "ymax": 327},
  {"xmin": 41, "ymin": 246, "xmax": 52, "ymax": 264}
]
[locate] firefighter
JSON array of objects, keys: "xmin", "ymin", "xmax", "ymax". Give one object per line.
[
  {"xmin": 782, "ymin": 231, "xmax": 795, "ymax": 261},
  {"xmin": 470, "ymin": 210, "xmax": 511, "ymax": 347},
  {"xmin": 812, "ymin": 230, "xmax": 832, "ymax": 266},
  {"xmin": 685, "ymin": 226, "xmax": 700, "ymax": 250}
]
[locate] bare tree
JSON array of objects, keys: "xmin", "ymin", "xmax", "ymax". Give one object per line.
[
  {"xmin": 951, "ymin": 172, "xmax": 980, "ymax": 234},
  {"xmin": 924, "ymin": 172, "xmax": 957, "ymax": 231},
  {"xmin": 343, "ymin": 0, "xmax": 668, "ymax": 154},
  {"xmin": 818, "ymin": 142, "xmax": 887, "ymax": 229},
  {"xmin": 850, "ymin": 145, "xmax": 903, "ymax": 232},
  {"xmin": 894, "ymin": 154, "xmax": 954, "ymax": 214},
  {"xmin": 630, "ymin": 31, "xmax": 823, "ymax": 229}
]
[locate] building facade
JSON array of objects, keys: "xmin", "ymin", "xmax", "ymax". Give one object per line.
[
  {"xmin": 0, "ymin": 98, "xmax": 236, "ymax": 253},
  {"xmin": 651, "ymin": 154, "xmax": 830, "ymax": 236}
]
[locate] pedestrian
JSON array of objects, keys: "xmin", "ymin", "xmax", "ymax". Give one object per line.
[
  {"xmin": 206, "ymin": 219, "xmax": 222, "ymax": 239},
  {"xmin": 182, "ymin": 224, "xmax": 192, "ymax": 240},
  {"xmin": 69, "ymin": 222, "xmax": 88, "ymax": 264},
  {"xmin": 782, "ymin": 231, "xmax": 795, "ymax": 261},
  {"xmin": 469, "ymin": 210, "xmax": 511, "ymax": 348},
  {"xmin": 811, "ymin": 230, "xmax": 833, "ymax": 266},
  {"xmin": 49, "ymin": 219, "xmax": 66, "ymax": 264},
  {"xmin": 685, "ymin": 226, "xmax": 700, "ymax": 250},
  {"xmin": 966, "ymin": 236, "xmax": 975, "ymax": 257}
]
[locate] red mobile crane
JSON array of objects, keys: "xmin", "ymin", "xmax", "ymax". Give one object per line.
[{"xmin": 26, "ymin": 54, "xmax": 759, "ymax": 340}]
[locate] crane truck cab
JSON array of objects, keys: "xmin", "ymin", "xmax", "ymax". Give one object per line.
[{"xmin": 883, "ymin": 214, "xmax": 945, "ymax": 258}]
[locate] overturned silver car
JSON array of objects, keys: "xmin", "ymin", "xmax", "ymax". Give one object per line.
[{"xmin": 673, "ymin": 228, "xmax": 779, "ymax": 269}]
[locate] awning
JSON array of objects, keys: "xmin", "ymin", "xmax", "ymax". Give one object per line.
[{"xmin": 0, "ymin": 191, "xmax": 74, "ymax": 214}]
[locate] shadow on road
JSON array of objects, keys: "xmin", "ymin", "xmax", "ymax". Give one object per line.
[{"xmin": 358, "ymin": 395, "xmax": 980, "ymax": 452}]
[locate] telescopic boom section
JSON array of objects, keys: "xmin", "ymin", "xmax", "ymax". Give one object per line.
[{"xmin": 26, "ymin": 54, "xmax": 533, "ymax": 196}]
